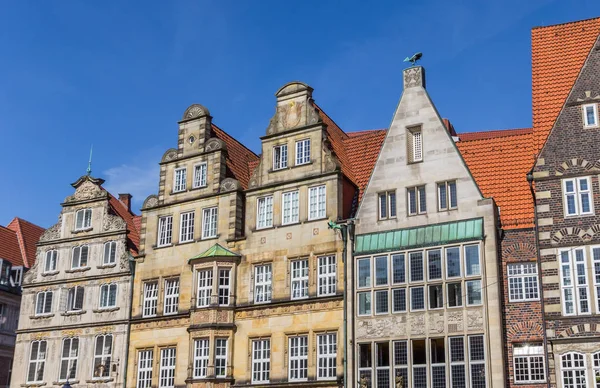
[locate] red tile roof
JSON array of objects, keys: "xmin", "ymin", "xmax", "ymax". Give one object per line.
[
  {"xmin": 456, "ymin": 128, "xmax": 536, "ymax": 229},
  {"xmin": 344, "ymin": 129, "xmax": 387, "ymax": 201},
  {"xmin": 532, "ymin": 17, "xmax": 600, "ymax": 151},
  {"xmin": 211, "ymin": 124, "xmax": 260, "ymax": 189},
  {"xmin": 0, "ymin": 226, "xmax": 25, "ymax": 267},
  {"xmin": 107, "ymin": 194, "xmax": 141, "ymax": 255},
  {"xmin": 0, "ymin": 218, "xmax": 44, "ymax": 268}
]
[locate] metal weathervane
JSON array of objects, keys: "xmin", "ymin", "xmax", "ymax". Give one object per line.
[
  {"xmin": 403, "ymin": 52, "xmax": 423, "ymax": 66},
  {"xmin": 86, "ymin": 145, "xmax": 93, "ymax": 176}
]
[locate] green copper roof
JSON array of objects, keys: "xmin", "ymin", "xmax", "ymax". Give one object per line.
[
  {"xmin": 188, "ymin": 244, "xmax": 240, "ymax": 262},
  {"xmin": 355, "ymin": 218, "xmax": 483, "ymax": 255}
]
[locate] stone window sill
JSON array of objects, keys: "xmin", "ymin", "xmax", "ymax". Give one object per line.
[
  {"xmin": 97, "ymin": 263, "xmax": 117, "ymax": 269},
  {"xmin": 61, "ymin": 310, "xmax": 86, "ymax": 317},
  {"xmin": 41, "ymin": 271, "xmax": 59, "ymax": 277},
  {"xmin": 93, "ymin": 307, "xmax": 119, "ymax": 313},
  {"xmin": 86, "ymin": 378, "xmax": 114, "ymax": 384},
  {"xmin": 30, "ymin": 314, "xmax": 54, "ymax": 320},
  {"xmin": 197, "ymin": 235, "xmax": 219, "ymax": 242},
  {"xmin": 72, "ymin": 227, "xmax": 93, "ymax": 234},
  {"xmin": 153, "ymin": 244, "xmax": 173, "ymax": 250},
  {"xmin": 65, "ymin": 267, "xmax": 91, "ymax": 273},
  {"xmin": 177, "ymin": 240, "xmax": 195, "ymax": 246},
  {"xmin": 21, "ymin": 383, "xmax": 46, "ymax": 387},
  {"xmin": 54, "ymin": 381, "xmax": 79, "ymax": 386}
]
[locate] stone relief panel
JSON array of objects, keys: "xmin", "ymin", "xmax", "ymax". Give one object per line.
[
  {"xmin": 467, "ymin": 309, "xmax": 484, "ymax": 331},
  {"xmin": 356, "ymin": 315, "xmax": 407, "ymax": 340},
  {"xmin": 410, "ymin": 314, "xmax": 426, "ymax": 336},
  {"xmin": 428, "ymin": 312, "xmax": 445, "ymax": 334},
  {"xmin": 447, "ymin": 311, "xmax": 464, "ymax": 333},
  {"xmin": 40, "ymin": 215, "xmax": 62, "ymax": 242},
  {"xmin": 65, "ymin": 180, "xmax": 107, "ymax": 203},
  {"xmin": 220, "ymin": 178, "xmax": 240, "ymax": 192}
]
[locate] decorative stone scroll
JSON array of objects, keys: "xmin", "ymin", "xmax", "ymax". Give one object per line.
[
  {"xmin": 219, "ymin": 178, "xmax": 240, "ymax": 192},
  {"xmin": 205, "ymin": 137, "xmax": 226, "ymax": 152},
  {"xmin": 182, "ymin": 104, "xmax": 210, "ymax": 120},
  {"xmin": 65, "ymin": 180, "xmax": 106, "ymax": 203},
  {"xmin": 161, "ymin": 148, "xmax": 178, "ymax": 162},
  {"xmin": 142, "ymin": 194, "xmax": 159, "ymax": 209}
]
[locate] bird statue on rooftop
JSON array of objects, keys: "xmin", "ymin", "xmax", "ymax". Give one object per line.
[{"xmin": 404, "ymin": 52, "xmax": 423, "ymax": 66}]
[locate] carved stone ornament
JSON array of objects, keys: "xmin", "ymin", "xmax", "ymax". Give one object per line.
[
  {"xmin": 220, "ymin": 177, "xmax": 240, "ymax": 192},
  {"xmin": 248, "ymin": 161, "xmax": 261, "ymax": 188},
  {"xmin": 161, "ymin": 148, "xmax": 178, "ymax": 162},
  {"xmin": 65, "ymin": 179, "xmax": 106, "ymax": 203},
  {"xmin": 467, "ymin": 309, "xmax": 484, "ymax": 330},
  {"xmin": 403, "ymin": 66, "xmax": 423, "ymax": 89},
  {"xmin": 40, "ymin": 215, "xmax": 62, "ymax": 242},
  {"xmin": 356, "ymin": 316, "xmax": 407, "ymax": 339},
  {"xmin": 205, "ymin": 137, "xmax": 226, "ymax": 152},
  {"xmin": 103, "ymin": 213, "xmax": 126, "ymax": 232},
  {"xmin": 323, "ymin": 142, "xmax": 340, "ymax": 172},
  {"xmin": 576, "ymin": 90, "xmax": 600, "ymax": 102},
  {"xmin": 182, "ymin": 103, "xmax": 210, "ymax": 120},
  {"xmin": 429, "ymin": 312, "xmax": 445, "ymax": 333},
  {"xmin": 142, "ymin": 194, "xmax": 159, "ymax": 209},
  {"xmin": 410, "ymin": 314, "xmax": 426, "ymax": 335}
]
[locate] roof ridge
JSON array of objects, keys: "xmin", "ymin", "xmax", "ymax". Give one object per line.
[
  {"xmin": 532, "ymin": 16, "xmax": 600, "ymax": 31},
  {"xmin": 9, "ymin": 218, "xmax": 29, "ymax": 267}
]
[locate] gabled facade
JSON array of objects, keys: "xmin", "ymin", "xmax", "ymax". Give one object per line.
[
  {"xmin": 351, "ymin": 66, "xmax": 504, "ymax": 387},
  {"xmin": 531, "ymin": 25, "xmax": 600, "ymax": 388},
  {"xmin": 11, "ymin": 176, "xmax": 139, "ymax": 388}
]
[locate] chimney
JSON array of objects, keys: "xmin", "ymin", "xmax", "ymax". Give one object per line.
[
  {"xmin": 403, "ymin": 66, "xmax": 426, "ymax": 90},
  {"xmin": 118, "ymin": 193, "xmax": 132, "ymax": 212}
]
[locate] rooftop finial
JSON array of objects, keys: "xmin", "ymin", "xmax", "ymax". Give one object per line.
[
  {"xmin": 403, "ymin": 52, "xmax": 423, "ymax": 66},
  {"xmin": 86, "ymin": 145, "xmax": 93, "ymax": 176}
]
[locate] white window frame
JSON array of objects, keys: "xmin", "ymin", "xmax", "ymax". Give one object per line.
[
  {"xmin": 357, "ymin": 257, "xmax": 371, "ymax": 289},
  {"xmin": 192, "ymin": 163, "xmax": 208, "ymax": 188},
  {"xmin": 218, "ymin": 269, "xmax": 231, "ymax": 306},
  {"xmin": 318, "ymin": 255, "xmax": 337, "ymax": 296},
  {"xmin": 308, "ymin": 185, "xmax": 327, "ymax": 220},
  {"xmin": 71, "ymin": 245, "xmax": 89, "ymax": 269},
  {"xmin": 291, "ymin": 259, "xmax": 309, "ymax": 300},
  {"xmin": 254, "ymin": 264, "xmax": 272, "ymax": 304},
  {"xmin": 75, "ymin": 208, "xmax": 92, "ymax": 230},
  {"xmin": 466, "ymin": 279, "xmax": 483, "ymax": 306},
  {"xmin": 407, "ymin": 186, "xmax": 426, "ymax": 215},
  {"xmin": 378, "ymin": 191, "xmax": 397, "ymax": 220},
  {"xmin": 392, "ymin": 288, "xmax": 407, "ymax": 313},
  {"xmin": 44, "ymin": 250, "xmax": 58, "ymax": 273},
  {"xmin": 375, "ymin": 255, "xmax": 388, "ymax": 286},
  {"xmin": 317, "ymin": 333, "xmax": 337, "ymax": 380},
  {"xmin": 193, "ymin": 338, "xmax": 209, "ymax": 379},
  {"xmin": 136, "ymin": 349, "xmax": 153, "ymax": 388},
  {"xmin": 180, "ymin": 211, "xmax": 195, "ymax": 243},
  {"xmin": 157, "ymin": 216, "xmax": 173, "ymax": 247},
  {"xmin": 35, "ymin": 291, "xmax": 53, "ymax": 315},
  {"xmin": 142, "ymin": 281, "xmax": 158, "ymax": 317},
  {"xmin": 93, "ymin": 334, "xmax": 112, "ymax": 379},
  {"xmin": 273, "ymin": 144, "xmax": 288, "ymax": 170},
  {"xmin": 507, "ymin": 263, "xmax": 540, "ymax": 302},
  {"xmin": 410, "ymin": 286, "xmax": 425, "ymax": 311},
  {"xmin": 201, "ymin": 207, "xmax": 217, "ymax": 239},
  {"xmin": 159, "ymin": 347, "xmax": 176, "ymax": 388},
  {"xmin": 563, "ymin": 177, "xmax": 594, "ymax": 216},
  {"xmin": 561, "ymin": 352, "xmax": 587, "ymax": 388},
  {"xmin": 288, "ymin": 335, "xmax": 308, "ymax": 381},
  {"xmin": 257, "ymin": 196, "xmax": 274, "ymax": 229},
  {"xmin": 27, "ymin": 340, "xmax": 47, "ymax": 383},
  {"xmin": 59, "ymin": 337, "xmax": 79, "ymax": 381},
  {"xmin": 103, "ymin": 241, "xmax": 117, "ymax": 265},
  {"xmin": 164, "ymin": 278, "xmax": 179, "ymax": 315},
  {"xmin": 99, "ymin": 283, "xmax": 118, "ymax": 309},
  {"xmin": 559, "ymin": 248, "xmax": 591, "ymax": 316},
  {"xmin": 583, "ymin": 103, "xmax": 599, "ymax": 128},
  {"xmin": 196, "ymin": 270, "xmax": 213, "ymax": 308},
  {"xmin": 438, "ymin": 180, "xmax": 458, "ymax": 211},
  {"xmin": 215, "ymin": 338, "xmax": 228, "ymax": 378},
  {"xmin": 408, "ymin": 127, "xmax": 423, "ymax": 163},
  {"xmin": 593, "ymin": 247, "xmax": 600, "ymax": 313},
  {"xmin": 282, "ymin": 190, "xmax": 300, "ymax": 225},
  {"xmin": 464, "ymin": 244, "xmax": 481, "ymax": 277},
  {"xmin": 374, "ymin": 290, "xmax": 389, "ymax": 315},
  {"xmin": 295, "ymin": 139, "xmax": 311, "ymax": 166},
  {"xmin": 67, "ymin": 286, "xmax": 85, "ymax": 312},
  {"xmin": 173, "ymin": 167, "xmax": 187, "ymax": 193},
  {"xmin": 252, "ymin": 338, "xmax": 271, "ymax": 383},
  {"xmin": 513, "ymin": 344, "xmax": 546, "ymax": 383}
]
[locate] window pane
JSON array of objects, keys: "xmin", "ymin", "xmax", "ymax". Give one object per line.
[
  {"xmin": 418, "ymin": 186, "xmax": 426, "ymax": 213},
  {"xmin": 375, "ymin": 256, "xmax": 388, "ymax": 286},
  {"xmin": 358, "ymin": 259, "xmax": 371, "ymax": 288},
  {"xmin": 375, "ymin": 290, "xmax": 388, "ymax": 314},
  {"xmin": 428, "ymin": 250, "xmax": 442, "ymax": 280},
  {"xmin": 358, "ymin": 292, "xmax": 371, "ymax": 315},
  {"xmin": 411, "ymin": 287, "xmax": 425, "ymax": 310},
  {"xmin": 379, "ymin": 194, "xmax": 387, "ymax": 219},
  {"xmin": 389, "ymin": 192, "xmax": 397, "ymax": 218},
  {"xmin": 449, "ymin": 181, "xmax": 457, "ymax": 208},
  {"xmin": 392, "ymin": 289, "xmax": 406, "ymax": 312},
  {"xmin": 465, "ymin": 245, "xmax": 480, "ymax": 276},
  {"xmin": 447, "ymin": 282, "xmax": 462, "ymax": 307},
  {"xmin": 409, "ymin": 252, "xmax": 423, "ymax": 282},
  {"xmin": 467, "ymin": 280, "xmax": 482, "ymax": 305},
  {"xmin": 392, "ymin": 254, "xmax": 405, "ymax": 284},
  {"xmin": 446, "ymin": 247, "xmax": 461, "ymax": 277},
  {"xmin": 429, "ymin": 284, "xmax": 443, "ymax": 309},
  {"xmin": 408, "ymin": 188, "xmax": 417, "ymax": 215},
  {"xmin": 438, "ymin": 182, "xmax": 447, "ymax": 210}
]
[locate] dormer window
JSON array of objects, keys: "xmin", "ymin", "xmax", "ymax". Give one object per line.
[
  {"xmin": 583, "ymin": 104, "xmax": 598, "ymax": 128},
  {"xmin": 273, "ymin": 144, "xmax": 288, "ymax": 170},
  {"xmin": 193, "ymin": 163, "xmax": 207, "ymax": 188},
  {"xmin": 75, "ymin": 209, "xmax": 92, "ymax": 230},
  {"xmin": 407, "ymin": 126, "xmax": 423, "ymax": 163},
  {"xmin": 295, "ymin": 139, "xmax": 311, "ymax": 165},
  {"xmin": 173, "ymin": 168, "xmax": 187, "ymax": 192}
]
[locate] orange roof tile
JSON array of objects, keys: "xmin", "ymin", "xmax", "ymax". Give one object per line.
[
  {"xmin": 344, "ymin": 129, "xmax": 387, "ymax": 201},
  {"xmin": 0, "ymin": 226, "xmax": 25, "ymax": 267},
  {"xmin": 532, "ymin": 17, "xmax": 600, "ymax": 151},
  {"xmin": 108, "ymin": 194, "xmax": 141, "ymax": 255},
  {"xmin": 211, "ymin": 124, "xmax": 260, "ymax": 189},
  {"xmin": 457, "ymin": 128, "xmax": 536, "ymax": 229},
  {"xmin": 6, "ymin": 218, "xmax": 44, "ymax": 268}
]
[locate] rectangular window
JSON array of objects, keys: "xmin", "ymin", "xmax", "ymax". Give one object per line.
[
  {"xmin": 561, "ymin": 352, "xmax": 586, "ymax": 388},
  {"xmin": 67, "ymin": 286, "xmax": 84, "ymax": 312},
  {"xmin": 428, "ymin": 250, "xmax": 442, "ymax": 280},
  {"xmin": 215, "ymin": 338, "xmax": 228, "ymax": 378},
  {"xmin": 257, "ymin": 196, "xmax": 274, "ymax": 229},
  {"xmin": 409, "ymin": 251, "xmax": 424, "ymax": 282},
  {"xmin": 218, "ymin": 269, "xmax": 230, "ymax": 306},
  {"xmin": 193, "ymin": 163, "xmax": 207, "ymax": 188},
  {"xmin": 317, "ymin": 333, "xmax": 337, "ymax": 380},
  {"xmin": 447, "ymin": 282, "xmax": 463, "ymax": 308},
  {"xmin": 173, "ymin": 168, "xmax": 187, "ymax": 192},
  {"xmin": 158, "ymin": 216, "xmax": 173, "ymax": 246},
  {"xmin": 357, "ymin": 258, "xmax": 371, "ymax": 288},
  {"xmin": 273, "ymin": 144, "xmax": 288, "ymax": 170},
  {"xmin": 282, "ymin": 191, "xmax": 300, "ymax": 225},
  {"xmin": 44, "ymin": 250, "xmax": 58, "ymax": 273},
  {"xmin": 378, "ymin": 191, "xmax": 397, "ymax": 220},
  {"xmin": 408, "ymin": 186, "xmax": 426, "ymax": 215},
  {"xmin": 93, "ymin": 335, "xmax": 112, "ymax": 378},
  {"xmin": 392, "ymin": 254, "xmax": 406, "ymax": 284},
  {"xmin": 318, "ymin": 255, "xmax": 337, "ymax": 296},
  {"xmin": 560, "ymin": 248, "xmax": 590, "ymax": 315},
  {"xmin": 27, "ymin": 340, "xmax": 47, "ymax": 383},
  {"xmin": 197, "ymin": 270, "xmax": 213, "ymax": 308},
  {"xmin": 143, "ymin": 281, "xmax": 158, "ymax": 317},
  {"xmin": 584, "ymin": 103, "xmax": 598, "ymax": 127},
  {"xmin": 295, "ymin": 139, "xmax": 311, "ymax": 165},
  {"xmin": 103, "ymin": 241, "xmax": 117, "ymax": 265},
  {"xmin": 466, "ymin": 280, "xmax": 482, "ymax": 306},
  {"xmin": 159, "ymin": 347, "xmax": 176, "ymax": 388},
  {"xmin": 514, "ymin": 344, "xmax": 545, "ymax": 383},
  {"xmin": 201, "ymin": 207, "xmax": 217, "ymax": 239},
  {"xmin": 289, "ymin": 336, "xmax": 308, "ymax": 381},
  {"xmin": 469, "ymin": 335, "xmax": 486, "ymax": 388},
  {"xmin": 375, "ymin": 290, "xmax": 389, "ymax": 314},
  {"xmin": 393, "ymin": 341, "xmax": 409, "ymax": 385},
  {"xmin": 410, "ymin": 287, "xmax": 425, "ymax": 311},
  {"xmin": 594, "ymin": 247, "xmax": 600, "ymax": 312},
  {"xmin": 308, "ymin": 185, "xmax": 327, "ymax": 220},
  {"xmin": 75, "ymin": 209, "xmax": 92, "ymax": 230},
  {"xmin": 408, "ymin": 127, "xmax": 423, "ymax": 163},
  {"xmin": 100, "ymin": 283, "xmax": 117, "ymax": 309},
  {"xmin": 413, "ymin": 339, "xmax": 427, "ymax": 388},
  {"xmin": 508, "ymin": 263, "xmax": 539, "ymax": 302},
  {"xmin": 180, "ymin": 212, "xmax": 195, "ymax": 243},
  {"xmin": 464, "ymin": 244, "xmax": 480, "ymax": 276},
  {"xmin": 376, "ymin": 342, "xmax": 391, "ymax": 387},
  {"xmin": 375, "ymin": 255, "xmax": 388, "ymax": 286},
  {"xmin": 431, "ymin": 338, "xmax": 446, "ymax": 388},
  {"xmin": 71, "ymin": 245, "xmax": 89, "ymax": 269},
  {"xmin": 291, "ymin": 260, "xmax": 309, "ymax": 299},
  {"xmin": 35, "ymin": 291, "xmax": 53, "ymax": 315},
  {"xmin": 450, "ymin": 337, "xmax": 466, "ymax": 388},
  {"xmin": 137, "ymin": 350, "xmax": 153, "ymax": 388},
  {"xmin": 563, "ymin": 177, "xmax": 593, "ymax": 216},
  {"xmin": 358, "ymin": 343, "xmax": 373, "ymax": 387},
  {"xmin": 429, "ymin": 284, "xmax": 444, "ymax": 309},
  {"xmin": 446, "ymin": 247, "xmax": 461, "ymax": 278},
  {"xmin": 358, "ymin": 292, "xmax": 372, "ymax": 316},
  {"xmin": 252, "ymin": 339, "xmax": 271, "ymax": 383},
  {"xmin": 392, "ymin": 288, "xmax": 407, "ymax": 312},
  {"xmin": 193, "ymin": 339, "xmax": 209, "ymax": 378},
  {"xmin": 438, "ymin": 180, "xmax": 458, "ymax": 211},
  {"xmin": 255, "ymin": 264, "xmax": 272, "ymax": 303},
  {"xmin": 59, "ymin": 338, "xmax": 78, "ymax": 381},
  {"xmin": 164, "ymin": 278, "xmax": 179, "ymax": 315}
]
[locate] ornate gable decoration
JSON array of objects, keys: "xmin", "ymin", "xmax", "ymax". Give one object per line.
[
  {"xmin": 266, "ymin": 82, "xmax": 321, "ymax": 135},
  {"xmin": 65, "ymin": 176, "xmax": 107, "ymax": 203},
  {"xmin": 182, "ymin": 103, "xmax": 210, "ymax": 121}
]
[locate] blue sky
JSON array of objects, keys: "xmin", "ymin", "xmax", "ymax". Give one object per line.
[{"xmin": 1, "ymin": 0, "xmax": 599, "ymax": 228}]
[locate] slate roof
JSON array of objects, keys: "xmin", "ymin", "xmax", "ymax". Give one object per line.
[{"xmin": 0, "ymin": 218, "xmax": 44, "ymax": 268}]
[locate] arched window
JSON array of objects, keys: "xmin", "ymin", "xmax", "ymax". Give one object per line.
[
  {"xmin": 93, "ymin": 334, "xmax": 113, "ymax": 378},
  {"xmin": 561, "ymin": 352, "xmax": 586, "ymax": 388},
  {"xmin": 27, "ymin": 340, "xmax": 47, "ymax": 383}
]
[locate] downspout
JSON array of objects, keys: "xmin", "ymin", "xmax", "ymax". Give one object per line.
[
  {"xmin": 349, "ymin": 220, "xmax": 356, "ymax": 388},
  {"xmin": 527, "ymin": 171, "xmax": 551, "ymax": 388},
  {"xmin": 122, "ymin": 254, "xmax": 136, "ymax": 388},
  {"xmin": 341, "ymin": 223, "xmax": 348, "ymax": 388}
]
